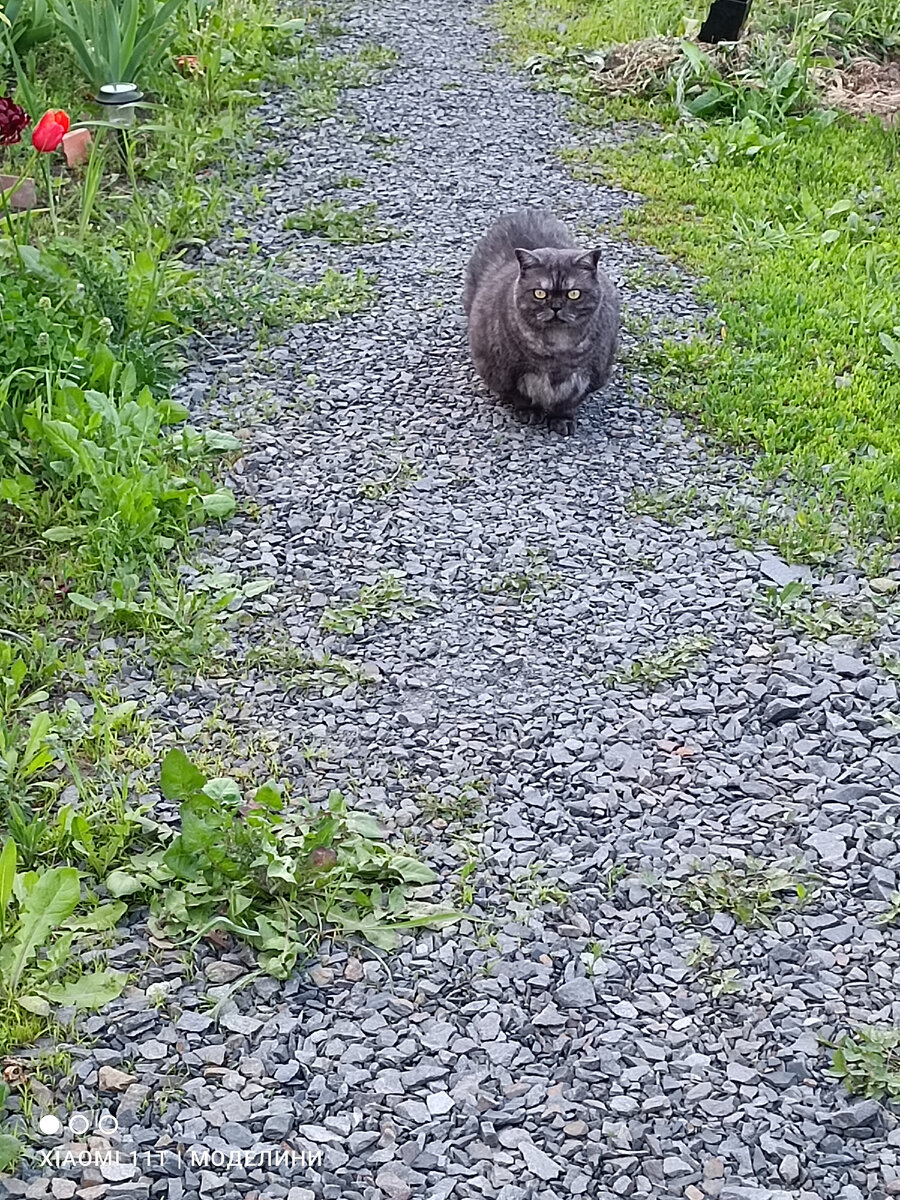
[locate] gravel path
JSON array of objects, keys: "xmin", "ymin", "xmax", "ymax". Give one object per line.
[{"xmin": 13, "ymin": 2, "xmax": 900, "ymax": 1199}]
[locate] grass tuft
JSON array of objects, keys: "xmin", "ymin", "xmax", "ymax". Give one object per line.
[{"xmin": 682, "ymin": 858, "xmax": 816, "ymax": 927}]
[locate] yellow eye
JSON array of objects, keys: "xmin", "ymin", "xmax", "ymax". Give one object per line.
[
  {"xmin": 567, "ymin": 289, "xmax": 581, "ymax": 300},
  {"xmin": 533, "ymin": 289, "xmax": 547, "ymax": 300}
]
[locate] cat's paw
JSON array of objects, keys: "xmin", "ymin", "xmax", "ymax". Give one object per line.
[{"xmin": 548, "ymin": 416, "xmax": 576, "ymax": 437}]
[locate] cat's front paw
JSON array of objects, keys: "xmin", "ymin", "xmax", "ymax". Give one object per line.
[{"xmin": 548, "ymin": 415, "xmax": 576, "ymax": 437}]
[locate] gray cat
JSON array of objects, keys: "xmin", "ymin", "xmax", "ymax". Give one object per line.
[{"xmin": 463, "ymin": 209, "xmax": 620, "ymax": 435}]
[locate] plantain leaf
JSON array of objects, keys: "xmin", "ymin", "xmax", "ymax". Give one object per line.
[{"xmin": 3, "ymin": 866, "xmax": 80, "ymax": 990}]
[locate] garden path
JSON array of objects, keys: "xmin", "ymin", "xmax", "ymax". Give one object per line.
[{"xmin": 47, "ymin": 1, "xmax": 900, "ymax": 1197}]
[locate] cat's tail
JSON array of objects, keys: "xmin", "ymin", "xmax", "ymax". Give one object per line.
[{"xmin": 463, "ymin": 209, "xmax": 574, "ymax": 313}]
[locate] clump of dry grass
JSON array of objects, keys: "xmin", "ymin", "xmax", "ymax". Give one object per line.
[
  {"xmin": 588, "ymin": 32, "xmax": 900, "ymax": 125},
  {"xmin": 816, "ymin": 57, "xmax": 900, "ymax": 122}
]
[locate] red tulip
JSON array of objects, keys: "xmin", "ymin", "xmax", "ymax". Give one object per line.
[{"xmin": 32, "ymin": 110, "xmax": 70, "ymax": 153}]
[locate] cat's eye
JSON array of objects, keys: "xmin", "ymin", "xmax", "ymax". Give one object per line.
[
  {"xmin": 533, "ymin": 289, "xmax": 547, "ymax": 300},
  {"xmin": 567, "ymin": 289, "xmax": 581, "ymax": 300}
]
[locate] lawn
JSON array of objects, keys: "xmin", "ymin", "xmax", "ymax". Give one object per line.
[{"xmin": 497, "ymin": 0, "xmax": 900, "ymax": 559}]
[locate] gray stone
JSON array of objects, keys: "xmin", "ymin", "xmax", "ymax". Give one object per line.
[
  {"xmin": 375, "ymin": 1167, "xmax": 412, "ymax": 1200},
  {"xmin": 554, "ymin": 976, "xmax": 596, "ymax": 1009},
  {"xmin": 519, "ymin": 1140, "xmax": 560, "ymax": 1180}
]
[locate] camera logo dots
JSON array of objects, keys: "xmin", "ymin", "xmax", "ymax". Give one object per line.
[{"xmin": 37, "ymin": 1112, "xmax": 119, "ymax": 1136}]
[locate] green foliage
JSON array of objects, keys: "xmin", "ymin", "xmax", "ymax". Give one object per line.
[
  {"xmin": 831, "ymin": 1026, "xmax": 900, "ymax": 1100},
  {"xmin": 682, "ymin": 858, "xmax": 815, "ymax": 927},
  {"xmin": 0, "ymin": 0, "xmax": 53, "ymax": 55},
  {"xmin": 110, "ymin": 750, "xmax": 461, "ymax": 978},
  {"xmin": 0, "ymin": 1080, "xmax": 23, "ymax": 1171},
  {"xmin": 418, "ymin": 778, "xmax": 490, "ymax": 825},
  {"xmin": 760, "ymin": 580, "xmax": 883, "ymax": 641},
  {"xmin": 496, "ymin": 0, "xmax": 690, "ymax": 62},
  {"xmin": 244, "ymin": 639, "xmax": 379, "ymax": 693},
  {"xmin": 200, "ymin": 260, "xmax": 376, "ymax": 337},
  {"xmin": 0, "ymin": 685, "xmax": 156, "ymax": 878},
  {"xmin": 284, "ymin": 199, "xmax": 397, "ymax": 244},
  {"xmin": 358, "ymin": 458, "xmax": 420, "ymax": 500},
  {"xmin": 50, "ymin": 0, "xmax": 185, "ymax": 89},
  {"xmin": 671, "ymin": 34, "xmax": 823, "ymax": 127},
  {"xmin": 319, "ymin": 573, "xmax": 425, "ymax": 635},
  {"xmin": 876, "ymin": 891, "xmax": 900, "ymax": 925},
  {"xmin": 758, "ymin": 0, "xmax": 900, "ymax": 59},
  {"xmin": 603, "ymin": 112, "xmax": 900, "ymax": 544},
  {"xmin": 0, "ymin": 244, "xmax": 237, "ymax": 575},
  {"xmin": 293, "ymin": 267, "xmax": 377, "ymax": 321},
  {"xmin": 0, "ymin": 838, "xmax": 126, "ymax": 1032},
  {"xmin": 627, "ymin": 486, "xmax": 699, "ymax": 523},
  {"xmin": 0, "ymin": 0, "xmax": 414, "ymax": 1081},
  {"xmin": 608, "ymin": 635, "xmax": 711, "ymax": 688},
  {"xmin": 67, "ymin": 568, "xmax": 236, "ymax": 661},
  {"xmin": 482, "ymin": 550, "xmax": 559, "ymax": 602},
  {"xmin": 685, "ymin": 935, "xmax": 742, "ymax": 997},
  {"xmin": 0, "ymin": 0, "xmax": 356, "ymax": 609}
]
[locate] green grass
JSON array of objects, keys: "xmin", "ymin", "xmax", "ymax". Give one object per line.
[
  {"xmin": 418, "ymin": 778, "xmax": 490, "ymax": 824},
  {"xmin": 358, "ymin": 458, "xmax": 421, "ymax": 499},
  {"xmin": 495, "ymin": 0, "xmax": 690, "ymax": 60},
  {"xmin": 593, "ymin": 125, "xmax": 900, "ymax": 545},
  {"xmin": 481, "ymin": 550, "xmax": 559, "ymax": 601},
  {"xmin": 201, "ymin": 259, "xmax": 376, "ymax": 336},
  {"xmin": 319, "ymin": 573, "xmax": 425, "ymax": 634},
  {"xmin": 244, "ymin": 638, "xmax": 379, "ymax": 691},
  {"xmin": 759, "ymin": 579, "xmax": 885, "ymax": 641},
  {"xmin": 627, "ymin": 486, "xmax": 699, "ymax": 524},
  {"xmin": 0, "ymin": 0, "xmax": 395, "ymax": 1076},
  {"xmin": 497, "ymin": 0, "xmax": 900, "ymax": 555}
]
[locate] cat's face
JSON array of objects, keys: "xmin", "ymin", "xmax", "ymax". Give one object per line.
[{"xmin": 513, "ymin": 247, "xmax": 603, "ymax": 328}]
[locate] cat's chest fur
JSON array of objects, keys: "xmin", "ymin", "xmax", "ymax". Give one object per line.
[{"xmin": 519, "ymin": 369, "xmax": 589, "ymax": 410}]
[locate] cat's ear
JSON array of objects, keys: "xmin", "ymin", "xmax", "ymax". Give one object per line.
[
  {"xmin": 574, "ymin": 248, "xmax": 603, "ymax": 272},
  {"xmin": 515, "ymin": 248, "xmax": 541, "ymax": 272}
]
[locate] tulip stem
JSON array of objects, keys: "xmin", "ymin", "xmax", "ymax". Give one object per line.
[
  {"xmin": 39, "ymin": 156, "xmax": 59, "ymax": 238},
  {"xmin": 0, "ymin": 183, "xmax": 24, "ymax": 270}
]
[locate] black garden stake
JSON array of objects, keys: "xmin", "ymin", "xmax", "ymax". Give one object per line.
[{"xmin": 698, "ymin": 0, "xmax": 752, "ymax": 42}]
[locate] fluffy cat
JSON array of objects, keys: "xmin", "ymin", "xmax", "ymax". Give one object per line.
[{"xmin": 463, "ymin": 209, "xmax": 620, "ymax": 435}]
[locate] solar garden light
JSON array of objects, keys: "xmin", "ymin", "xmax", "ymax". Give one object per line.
[{"xmin": 95, "ymin": 84, "xmax": 144, "ymax": 127}]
